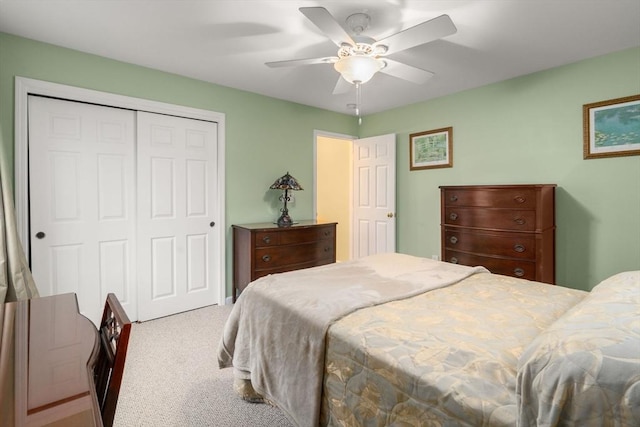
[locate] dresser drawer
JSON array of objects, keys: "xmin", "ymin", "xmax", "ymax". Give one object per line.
[
  {"xmin": 443, "ymin": 228, "xmax": 536, "ymax": 260},
  {"xmin": 254, "ymin": 241, "xmax": 335, "ymax": 271},
  {"xmin": 279, "ymin": 225, "xmax": 335, "ymax": 245},
  {"xmin": 444, "ymin": 250, "xmax": 536, "ymax": 281},
  {"xmin": 443, "ymin": 188, "xmax": 537, "ymax": 208},
  {"xmin": 255, "ymin": 225, "xmax": 335, "ymax": 247},
  {"xmin": 443, "ymin": 207, "xmax": 537, "ymax": 231}
]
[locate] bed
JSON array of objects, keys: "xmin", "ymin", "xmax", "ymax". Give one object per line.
[{"xmin": 218, "ymin": 253, "xmax": 640, "ymax": 427}]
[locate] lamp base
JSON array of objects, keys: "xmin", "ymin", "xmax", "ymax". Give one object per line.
[
  {"xmin": 275, "ymin": 189, "xmax": 298, "ymax": 226},
  {"xmin": 275, "ymin": 213, "xmax": 297, "ymax": 227}
]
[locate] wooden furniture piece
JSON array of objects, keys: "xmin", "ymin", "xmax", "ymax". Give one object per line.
[
  {"xmin": 440, "ymin": 184, "xmax": 556, "ymax": 284},
  {"xmin": 0, "ymin": 293, "xmax": 103, "ymax": 426},
  {"xmin": 94, "ymin": 293, "xmax": 132, "ymax": 427},
  {"xmin": 232, "ymin": 220, "xmax": 337, "ymax": 301}
]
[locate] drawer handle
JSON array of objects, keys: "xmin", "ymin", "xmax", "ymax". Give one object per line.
[
  {"xmin": 514, "ymin": 267, "xmax": 525, "ymax": 277},
  {"xmin": 514, "ymin": 244, "xmax": 525, "ymax": 253},
  {"xmin": 450, "ymin": 257, "xmax": 458, "ymax": 264},
  {"xmin": 449, "ymin": 195, "xmax": 458, "ymax": 202},
  {"xmin": 324, "ymin": 230, "xmax": 331, "ymax": 236},
  {"xmin": 449, "ymin": 212, "xmax": 458, "ymax": 221},
  {"xmin": 262, "ymin": 236, "xmax": 271, "ymax": 244},
  {"xmin": 262, "ymin": 255, "xmax": 271, "ymax": 262},
  {"xmin": 450, "ymin": 236, "xmax": 458, "ymax": 244},
  {"xmin": 514, "ymin": 195, "xmax": 526, "ymax": 204},
  {"xmin": 513, "ymin": 217, "xmax": 525, "ymax": 225},
  {"xmin": 324, "ymin": 246, "xmax": 331, "ymax": 252}
]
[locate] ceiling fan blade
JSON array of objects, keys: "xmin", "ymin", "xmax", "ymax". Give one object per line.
[
  {"xmin": 380, "ymin": 59, "xmax": 434, "ymax": 84},
  {"xmin": 300, "ymin": 7, "xmax": 355, "ymax": 47},
  {"xmin": 332, "ymin": 77, "xmax": 352, "ymax": 95},
  {"xmin": 265, "ymin": 56, "xmax": 338, "ymax": 68},
  {"xmin": 376, "ymin": 14, "xmax": 456, "ymax": 55}
]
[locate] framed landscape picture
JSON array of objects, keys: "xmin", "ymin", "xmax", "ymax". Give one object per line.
[
  {"xmin": 583, "ymin": 94, "xmax": 640, "ymax": 159},
  {"xmin": 410, "ymin": 127, "xmax": 453, "ymax": 170}
]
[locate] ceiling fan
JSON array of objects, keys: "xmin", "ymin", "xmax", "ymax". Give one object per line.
[{"xmin": 266, "ymin": 7, "xmax": 457, "ymax": 94}]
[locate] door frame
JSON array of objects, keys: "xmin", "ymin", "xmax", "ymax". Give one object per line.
[
  {"xmin": 14, "ymin": 76, "xmax": 227, "ymax": 306},
  {"xmin": 313, "ymin": 129, "xmax": 355, "ymax": 260}
]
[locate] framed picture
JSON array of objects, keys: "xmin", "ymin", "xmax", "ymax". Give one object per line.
[
  {"xmin": 583, "ymin": 94, "xmax": 640, "ymax": 159},
  {"xmin": 410, "ymin": 127, "xmax": 453, "ymax": 170}
]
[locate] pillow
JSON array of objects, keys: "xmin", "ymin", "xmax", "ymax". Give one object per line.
[{"xmin": 516, "ymin": 271, "xmax": 640, "ymax": 426}]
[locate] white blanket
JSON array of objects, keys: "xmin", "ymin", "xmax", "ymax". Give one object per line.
[{"xmin": 218, "ymin": 253, "xmax": 488, "ymax": 427}]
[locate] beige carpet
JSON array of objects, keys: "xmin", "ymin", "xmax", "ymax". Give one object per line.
[{"xmin": 114, "ymin": 304, "xmax": 294, "ymax": 426}]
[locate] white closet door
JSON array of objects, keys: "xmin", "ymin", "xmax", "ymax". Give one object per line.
[
  {"xmin": 136, "ymin": 111, "xmax": 219, "ymax": 321},
  {"xmin": 28, "ymin": 96, "xmax": 137, "ymax": 325}
]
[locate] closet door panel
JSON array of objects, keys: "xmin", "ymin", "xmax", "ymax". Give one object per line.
[
  {"xmin": 186, "ymin": 159, "xmax": 207, "ymax": 216},
  {"xmin": 28, "ymin": 96, "xmax": 136, "ymax": 325},
  {"xmin": 150, "ymin": 157, "xmax": 176, "ymax": 218},
  {"xmin": 97, "ymin": 154, "xmax": 128, "ymax": 220},
  {"xmin": 137, "ymin": 111, "xmax": 218, "ymax": 321},
  {"xmin": 187, "ymin": 234, "xmax": 208, "ymax": 291},
  {"xmin": 150, "ymin": 236, "xmax": 176, "ymax": 298},
  {"xmin": 99, "ymin": 240, "xmax": 130, "ymax": 300}
]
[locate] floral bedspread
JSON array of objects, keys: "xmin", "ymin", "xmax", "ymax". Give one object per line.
[{"xmin": 321, "ymin": 273, "xmax": 587, "ymax": 426}]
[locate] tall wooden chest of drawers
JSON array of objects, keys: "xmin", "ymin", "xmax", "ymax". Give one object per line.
[
  {"xmin": 232, "ymin": 220, "xmax": 337, "ymax": 301},
  {"xmin": 440, "ymin": 184, "xmax": 556, "ymax": 284}
]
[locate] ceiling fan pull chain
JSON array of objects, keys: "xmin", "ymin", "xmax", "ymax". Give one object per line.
[{"xmin": 355, "ymin": 82, "xmax": 362, "ymax": 125}]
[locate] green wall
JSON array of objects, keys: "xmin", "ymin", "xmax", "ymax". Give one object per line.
[
  {"xmin": 0, "ymin": 32, "xmax": 358, "ymax": 297},
  {"xmin": 361, "ymin": 47, "xmax": 640, "ymax": 290},
  {"xmin": 1, "ymin": 32, "xmax": 638, "ymax": 294}
]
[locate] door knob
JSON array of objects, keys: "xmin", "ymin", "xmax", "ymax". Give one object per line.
[
  {"xmin": 209, "ymin": 221, "xmax": 215, "ymax": 227},
  {"xmin": 387, "ymin": 212, "xmax": 394, "ymax": 218},
  {"xmin": 35, "ymin": 231, "xmax": 46, "ymax": 239}
]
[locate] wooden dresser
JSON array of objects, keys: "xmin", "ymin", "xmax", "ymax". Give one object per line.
[
  {"xmin": 440, "ymin": 184, "xmax": 556, "ymax": 284},
  {"xmin": 232, "ymin": 220, "xmax": 337, "ymax": 301}
]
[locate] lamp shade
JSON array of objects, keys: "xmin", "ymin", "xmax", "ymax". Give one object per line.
[
  {"xmin": 334, "ymin": 56, "xmax": 384, "ymax": 84},
  {"xmin": 269, "ymin": 172, "xmax": 303, "ymax": 191}
]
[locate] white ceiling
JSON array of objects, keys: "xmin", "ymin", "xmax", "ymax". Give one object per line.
[{"xmin": 1, "ymin": 1, "xmax": 639, "ymax": 115}]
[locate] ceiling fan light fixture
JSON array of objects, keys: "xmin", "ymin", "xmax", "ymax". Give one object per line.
[{"xmin": 334, "ymin": 55, "xmax": 384, "ymax": 84}]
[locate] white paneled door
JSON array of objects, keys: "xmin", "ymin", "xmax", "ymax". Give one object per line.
[
  {"xmin": 353, "ymin": 134, "xmax": 396, "ymax": 257},
  {"xmin": 136, "ymin": 112, "xmax": 218, "ymax": 321},
  {"xmin": 29, "ymin": 96, "xmax": 137, "ymax": 325},
  {"xmin": 28, "ymin": 97, "xmax": 219, "ymax": 324}
]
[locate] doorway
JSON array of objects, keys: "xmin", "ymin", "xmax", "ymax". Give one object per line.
[
  {"xmin": 315, "ymin": 131, "xmax": 397, "ymax": 262},
  {"xmin": 315, "ymin": 133, "xmax": 353, "ymax": 262}
]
